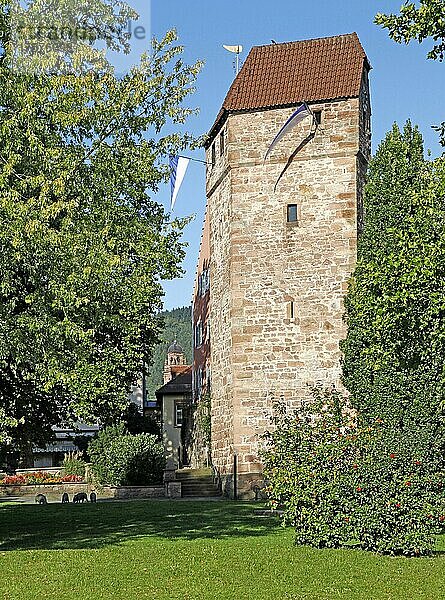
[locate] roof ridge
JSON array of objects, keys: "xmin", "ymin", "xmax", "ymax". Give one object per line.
[{"xmin": 252, "ymin": 32, "xmax": 359, "ymax": 50}]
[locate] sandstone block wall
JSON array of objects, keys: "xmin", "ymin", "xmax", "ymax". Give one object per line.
[{"xmin": 206, "ymin": 78, "xmax": 371, "ymax": 496}]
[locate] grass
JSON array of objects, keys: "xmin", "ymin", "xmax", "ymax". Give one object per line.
[{"xmin": 0, "ymin": 500, "xmax": 444, "ymax": 600}]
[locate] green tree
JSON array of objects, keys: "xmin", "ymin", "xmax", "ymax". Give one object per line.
[
  {"xmin": 0, "ymin": 1, "xmax": 202, "ymax": 453},
  {"xmin": 375, "ymin": 0, "xmax": 445, "ymax": 144},
  {"xmin": 122, "ymin": 402, "xmax": 160, "ymax": 438},
  {"xmin": 341, "ymin": 123, "xmax": 445, "ymax": 429},
  {"xmin": 5, "ymin": 0, "xmax": 138, "ymax": 74},
  {"xmin": 340, "ymin": 122, "xmax": 445, "ymax": 551}
]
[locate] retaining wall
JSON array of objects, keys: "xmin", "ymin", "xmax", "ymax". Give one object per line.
[{"xmin": 0, "ymin": 483, "xmax": 166, "ymax": 501}]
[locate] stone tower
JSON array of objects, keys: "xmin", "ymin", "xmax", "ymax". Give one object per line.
[
  {"xmin": 163, "ymin": 341, "xmax": 187, "ymax": 384},
  {"xmin": 197, "ymin": 33, "xmax": 371, "ymax": 496}
]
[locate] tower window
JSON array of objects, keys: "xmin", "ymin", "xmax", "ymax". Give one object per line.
[
  {"xmin": 220, "ymin": 130, "xmax": 225, "ymax": 156},
  {"xmin": 287, "ymin": 300, "xmax": 296, "ymax": 320},
  {"xmin": 314, "ymin": 110, "xmax": 322, "ymax": 125},
  {"xmin": 211, "ymin": 143, "xmax": 216, "ymax": 167},
  {"xmin": 198, "ymin": 268, "xmax": 210, "ymax": 296},
  {"xmin": 287, "ymin": 204, "xmax": 299, "ymax": 223}
]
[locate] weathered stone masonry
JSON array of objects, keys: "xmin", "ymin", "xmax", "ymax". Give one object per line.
[{"xmin": 198, "ymin": 34, "xmax": 371, "ymax": 496}]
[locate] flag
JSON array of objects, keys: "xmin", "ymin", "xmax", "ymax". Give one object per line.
[
  {"xmin": 264, "ymin": 102, "xmax": 312, "ymax": 161},
  {"xmin": 169, "ymin": 155, "xmax": 190, "ymax": 211}
]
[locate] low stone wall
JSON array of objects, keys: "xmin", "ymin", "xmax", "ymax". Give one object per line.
[
  {"xmin": 107, "ymin": 486, "xmax": 165, "ymax": 500},
  {"xmin": 0, "ymin": 483, "xmax": 166, "ymax": 501},
  {"xmin": 1, "ymin": 482, "xmax": 90, "ymax": 500}
]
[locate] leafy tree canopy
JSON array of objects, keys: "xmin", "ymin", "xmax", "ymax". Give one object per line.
[
  {"xmin": 375, "ymin": 0, "xmax": 445, "ymax": 145},
  {"xmin": 0, "ymin": 0, "xmax": 202, "ymax": 453},
  {"xmin": 341, "ymin": 121, "xmax": 445, "ymax": 461},
  {"xmin": 376, "ymin": 0, "xmax": 445, "ymax": 61}
]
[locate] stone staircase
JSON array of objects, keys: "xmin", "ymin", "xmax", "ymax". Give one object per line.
[{"xmin": 175, "ymin": 467, "xmax": 222, "ymax": 498}]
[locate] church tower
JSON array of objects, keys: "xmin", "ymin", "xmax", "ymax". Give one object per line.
[
  {"xmin": 163, "ymin": 341, "xmax": 187, "ymax": 384},
  {"xmin": 195, "ymin": 33, "xmax": 371, "ymax": 497}
]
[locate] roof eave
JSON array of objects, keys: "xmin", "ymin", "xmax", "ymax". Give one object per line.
[
  {"xmin": 205, "ymin": 108, "xmax": 228, "ymax": 149},
  {"xmin": 206, "ymin": 93, "xmax": 364, "ymax": 146},
  {"xmin": 155, "ymin": 385, "xmax": 192, "ymax": 399}
]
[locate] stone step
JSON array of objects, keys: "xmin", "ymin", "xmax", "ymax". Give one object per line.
[
  {"xmin": 175, "ymin": 468, "xmax": 221, "ymax": 497},
  {"xmin": 182, "ymin": 487, "xmax": 221, "ymax": 498},
  {"xmin": 176, "ymin": 468, "xmax": 213, "ymax": 481},
  {"xmin": 181, "ymin": 482, "xmax": 219, "ymax": 491},
  {"xmin": 179, "ymin": 478, "xmax": 214, "ymax": 486},
  {"xmin": 181, "ymin": 483, "xmax": 220, "ymax": 490}
]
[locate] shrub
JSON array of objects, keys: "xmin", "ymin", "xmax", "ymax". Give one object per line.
[
  {"xmin": 262, "ymin": 386, "xmax": 445, "ymax": 556},
  {"xmin": 89, "ymin": 426, "xmax": 165, "ymax": 486},
  {"xmin": 62, "ymin": 451, "xmax": 86, "ymax": 478},
  {"xmin": 347, "ymin": 425, "xmax": 445, "ymax": 555},
  {"xmin": 87, "ymin": 423, "xmax": 126, "ymax": 485},
  {"xmin": 262, "ymin": 387, "xmax": 358, "ymax": 550}
]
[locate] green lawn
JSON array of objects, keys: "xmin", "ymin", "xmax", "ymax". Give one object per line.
[{"xmin": 0, "ymin": 500, "xmax": 444, "ymax": 600}]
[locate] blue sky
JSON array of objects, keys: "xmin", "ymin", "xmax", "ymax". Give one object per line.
[{"xmin": 122, "ymin": 1, "xmax": 444, "ymax": 310}]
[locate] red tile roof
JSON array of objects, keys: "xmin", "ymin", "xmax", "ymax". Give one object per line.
[
  {"xmin": 155, "ymin": 366, "xmax": 192, "ymax": 397},
  {"xmin": 208, "ymin": 33, "xmax": 370, "ymax": 142}
]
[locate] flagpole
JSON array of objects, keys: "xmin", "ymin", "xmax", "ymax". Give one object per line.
[
  {"xmin": 178, "ymin": 155, "xmax": 209, "ymax": 165},
  {"xmin": 305, "ymin": 103, "xmax": 319, "ymax": 132}
]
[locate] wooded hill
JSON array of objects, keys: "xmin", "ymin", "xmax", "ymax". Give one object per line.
[{"xmin": 145, "ymin": 306, "xmax": 192, "ymax": 400}]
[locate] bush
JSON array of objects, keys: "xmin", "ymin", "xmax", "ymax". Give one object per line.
[
  {"xmin": 347, "ymin": 425, "xmax": 445, "ymax": 555},
  {"xmin": 62, "ymin": 451, "xmax": 86, "ymax": 478},
  {"xmin": 89, "ymin": 426, "xmax": 165, "ymax": 486},
  {"xmin": 262, "ymin": 387, "xmax": 358, "ymax": 549},
  {"xmin": 87, "ymin": 423, "xmax": 126, "ymax": 485},
  {"xmin": 262, "ymin": 387, "xmax": 445, "ymax": 556}
]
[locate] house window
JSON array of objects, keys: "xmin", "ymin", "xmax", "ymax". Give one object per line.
[
  {"xmin": 211, "ymin": 143, "xmax": 216, "ymax": 167},
  {"xmin": 175, "ymin": 403, "xmax": 184, "ymax": 427},
  {"xmin": 314, "ymin": 110, "xmax": 322, "ymax": 126},
  {"xmin": 198, "ymin": 268, "xmax": 210, "ymax": 297},
  {"xmin": 194, "ymin": 320, "xmax": 203, "ymax": 348},
  {"xmin": 287, "ymin": 204, "xmax": 298, "ymax": 223},
  {"xmin": 220, "ymin": 130, "xmax": 225, "ymax": 156},
  {"xmin": 197, "ymin": 368, "xmax": 203, "ymax": 397}
]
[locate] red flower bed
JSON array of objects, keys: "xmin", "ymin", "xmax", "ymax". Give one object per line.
[{"xmin": 2, "ymin": 472, "xmax": 83, "ymax": 485}]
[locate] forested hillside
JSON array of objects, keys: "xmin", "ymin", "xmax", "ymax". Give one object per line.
[{"xmin": 145, "ymin": 306, "xmax": 192, "ymax": 400}]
